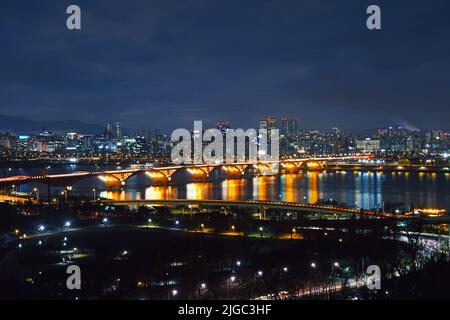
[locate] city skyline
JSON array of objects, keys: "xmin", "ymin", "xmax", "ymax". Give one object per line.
[
  {"xmin": 1, "ymin": 0, "xmax": 450, "ymax": 131},
  {"xmin": 0, "ymin": 112, "xmax": 447, "ymax": 135},
  {"xmin": 1, "ymin": 1, "xmax": 450, "ymax": 303}
]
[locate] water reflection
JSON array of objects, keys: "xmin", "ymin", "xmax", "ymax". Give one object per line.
[
  {"xmin": 280, "ymin": 174, "xmax": 300, "ymax": 202},
  {"xmin": 252, "ymin": 176, "xmax": 278, "ymax": 201},
  {"xmin": 306, "ymin": 173, "xmax": 319, "ymax": 204},
  {"xmin": 145, "ymin": 186, "xmax": 176, "ymax": 200},
  {"xmin": 27, "ymin": 169, "xmax": 450, "ymax": 210},
  {"xmin": 186, "ymin": 183, "xmax": 213, "ymax": 200},
  {"xmin": 100, "ymin": 190, "xmax": 129, "ymax": 200},
  {"xmin": 221, "ymin": 179, "xmax": 247, "ymax": 201}
]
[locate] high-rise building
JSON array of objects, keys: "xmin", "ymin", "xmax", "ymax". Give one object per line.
[
  {"xmin": 331, "ymin": 127, "xmax": 341, "ymax": 137},
  {"xmin": 105, "ymin": 122, "xmax": 113, "ymax": 139},
  {"xmin": 289, "ymin": 118, "xmax": 299, "ymax": 138},
  {"xmin": 259, "ymin": 116, "xmax": 276, "ymax": 130},
  {"xmin": 280, "ymin": 117, "xmax": 289, "ymax": 137},
  {"xmin": 115, "ymin": 122, "xmax": 122, "ymax": 139}
]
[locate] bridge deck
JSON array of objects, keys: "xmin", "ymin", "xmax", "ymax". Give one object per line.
[{"xmin": 98, "ymin": 198, "xmax": 397, "ymax": 219}]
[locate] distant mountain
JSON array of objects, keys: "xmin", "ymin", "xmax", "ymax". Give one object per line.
[{"xmin": 0, "ymin": 114, "xmax": 105, "ymax": 134}]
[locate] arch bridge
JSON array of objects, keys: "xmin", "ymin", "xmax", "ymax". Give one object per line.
[{"xmin": 0, "ymin": 156, "xmax": 369, "ymax": 188}]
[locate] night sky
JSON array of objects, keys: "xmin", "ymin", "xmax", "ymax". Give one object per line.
[{"xmin": 0, "ymin": 0, "xmax": 449, "ymax": 131}]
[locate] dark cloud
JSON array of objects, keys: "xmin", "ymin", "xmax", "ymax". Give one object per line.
[{"xmin": 0, "ymin": 0, "xmax": 449, "ymax": 131}]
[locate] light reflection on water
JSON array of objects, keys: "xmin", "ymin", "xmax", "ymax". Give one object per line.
[
  {"xmin": 11, "ymin": 165, "xmax": 449, "ymax": 210},
  {"xmin": 91, "ymin": 171, "xmax": 450, "ymax": 210}
]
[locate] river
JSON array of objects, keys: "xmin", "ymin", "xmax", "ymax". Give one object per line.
[{"xmin": 3, "ymin": 165, "xmax": 450, "ymax": 210}]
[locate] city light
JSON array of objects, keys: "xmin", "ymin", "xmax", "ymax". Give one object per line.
[{"xmin": 0, "ymin": 2, "xmax": 448, "ymax": 302}]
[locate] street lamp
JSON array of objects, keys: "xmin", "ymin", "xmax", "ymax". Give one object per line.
[
  {"xmin": 291, "ymin": 227, "xmax": 296, "ymax": 239},
  {"xmin": 227, "ymin": 275, "xmax": 236, "ymax": 299},
  {"xmin": 65, "ymin": 186, "xmax": 72, "ymax": 202},
  {"xmin": 92, "ymin": 188, "xmax": 96, "ymax": 201},
  {"xmin": 33, "ymin": 187, "xmax": 39, "ymax": 201},
  {"xmin": 309, "ymin": 262, "xmax": 317, "ymax": 295}
]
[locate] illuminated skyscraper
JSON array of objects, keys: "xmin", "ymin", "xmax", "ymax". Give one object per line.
[
  {"xmin": 105, "ymin": 122, "xmax": 113, "ymax": 139},
  {"xmin": 289, "ymin": 118, "xmax": 299, "ymax": 138},
  {"xmin": 259, "ymin": 116, "xmax": 276, "ymax": 130},
  {"xmin": 280, "ymin": 117, "xmax": 289, "ymax": 137},
  {"xmin": 115, "ymin": 122, "xmax": 122, "ymax": 139}
]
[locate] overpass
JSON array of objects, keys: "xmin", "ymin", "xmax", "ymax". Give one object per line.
[
  {"xmin": 97, "ymin": 198, "xmax": 398, "ymax": 219},
  {"xmin": 0, "ymin": 156, "xmax": 369, "ymax": 188}
]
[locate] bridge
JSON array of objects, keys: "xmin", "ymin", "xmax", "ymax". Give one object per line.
[
  {"xmin": 0, "ymin": 156, "xmax": 369, "ymax": 188},
  {"xmin": 98, "ymin": 198, "xmax": 398, "ymax": 219}
]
